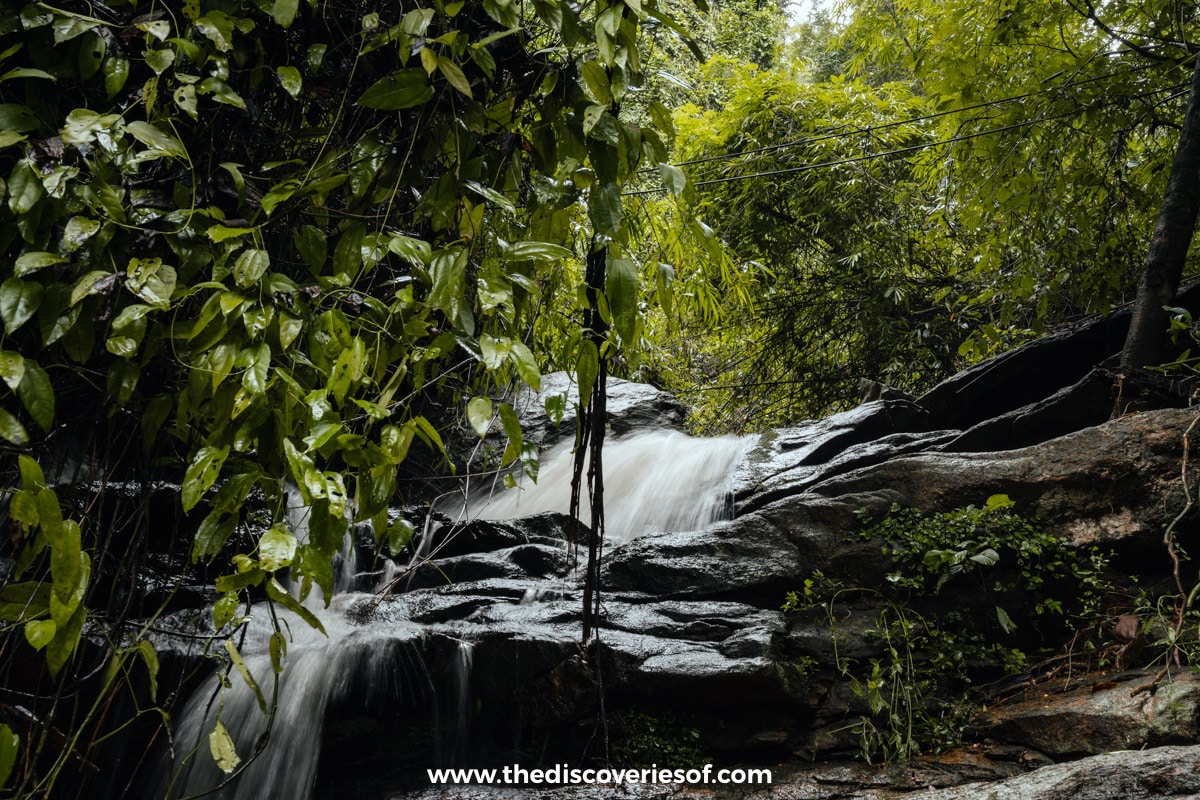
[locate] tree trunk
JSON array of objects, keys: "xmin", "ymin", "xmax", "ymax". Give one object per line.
[{"xmin": 1122, "ymin": 54, "xmax": 1200, "ymax": 370}]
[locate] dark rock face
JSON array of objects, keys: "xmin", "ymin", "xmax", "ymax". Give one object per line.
[{"xmin": 513, "ymin": 371, "xmax": 688, "ymax": 449}]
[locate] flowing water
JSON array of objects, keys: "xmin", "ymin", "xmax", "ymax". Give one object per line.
[
  {"xmin": 161, "ymin": 430, "xmax": 753, "ymax": 799},
  {"xmin": 459, "ymin": 430, "xmax": 755, "ymax": 543}
]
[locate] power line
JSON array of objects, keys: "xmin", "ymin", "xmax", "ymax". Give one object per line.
[
  {"xmin": 637, "ymin": 59, "xmax": 1163, "ymax": 175},
  {"xmin": 625, "ymin": 82, "xmax": 1186, "ymax": 196}
]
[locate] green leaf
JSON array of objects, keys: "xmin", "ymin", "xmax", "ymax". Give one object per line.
[
  {"xmin": 985, "ymin": 493, "xmax": 1015, "ymax": 512},
  {"xmin": 224, "ymin": 637, "xmax": 267, "ymax": 712},
  {"xmin": 384, "ymin": 518, "xmax": 414, "ymax": 555},
  {"xmin": 605, "ymin": 256, "xmax": 639, "ymax": 346},
  {"xmin": 437, "ymin": 56, "xmax": 472, "ymax": 98},
  {"xmin": 0, "ymin": 131, "xmax": 27, "ymax": 149},
  {"xmin": 18, "ymin": 455, "xmax": 44, "ymax": 490},
  {"xmin": 272, "ymin": 0, "xmax": 299, "ymax": 28},
  {"xmin": 192, "ymin": 511, "xmax": 236, "ymax": 562},
  {"xmin": 380, "ymin": 423, "xmax": 415, "ymax": 465},
  {"xmin": 576, "ymin": 340, "xmax": 599, "ymax": 409},
  {"xmin": 24, "ymin": 619, "xmax": 55, "ymax": 650},
  {"xmin": 0, "ymin": 350, "xmax": 24, "ymax": 390},
  {"xmin": 357, "ymin": 70, "xmax": 433, "ymax": 110},
  {"xmin": 276, "ymin": 65, "xmax": 302, "ymax": 98},
  {"xmin": 265, "ymin": 578, "xmax": 326, "ymax": 634},
  {"xmin": 209, "ymin": 720, "xmax": 242, "ymax": 774},
  {"xmin": 429, "ymin": 248, "xmax": 467, "ymax": 315},
  {"xmin": 46, "ymin": 601, "xmax": 86, "ymax": 676},
  {"xmin": 0, "ymin": 67, "xmax": 54, "ymax": 84},
  {"xmin": 8, "ymin": 161, "xmax": 44, "ymax": 214},
  {"xmin": 588, "ymin": 182, "xmax": 623, "ymax": 237},
  {"xmin": 498, "ymin": 402, "xmax": 522, "ymax": 466},
  {"xmin": 232, "ymin": 248, "xmax": 270, "ymax": 288},
  {"xmin": 659, "ymin": 163, "xmax": 687, "ymax": 196},
  {"xmin": 655, "ymin": 262, "xmax": 674, "ymax": 318},
  {"xmin": 206, "ymin": 224, "xmax": 254, "ymax": 242},
  {"xmin": 480, "ymin": 334, "xmax": 509, "ymax": 369},
  {"xmin": 580, "ymin": 61, "xmax": 612, "ymax": 105},
  {"xmin": 269, "ymin": 631, "xmax": 286, "ymax": 673},
  {"xmin": 387, "ymin": 234, "xmax": 430, "ymax": 266},
  {"xmin": 996, "ymin": 605, "xmax": 1017, "ymax": 633},
  {"xmin": 0, "ymin": 724, "xmax": 18, "ymax": 789},
  {"xmin": 16, "ymin": 360, "xmax": 53, "ymax": 431},
  {"xmin": 466, "ymin": 396, "xmax": 492, "ymax": 437},
  {"xmin": 506, "ymin": 241, "xmax": 573, "ymax": 261},
  {"xmin": 544, "ymin": 393, "xmax": 566, "ymax": 425},
  {"xmin": 63, "ymin": 216, "xmax": 101, "ymax": 251},
  {"xmin": 212, "ymin": 592, "xmax": 239, "ymax": 629},
  {"xmin": 0, "ymin": 104, "xmax": 39, "ymax": 132},
  {"xmin": 0, "ymin": 407, "xmax": 28, "ymax": 445},
  {"xmin": 258, "ymin": 525, "xmax": 296, "ymax": 571},
  {"xmin": 124, "ymin": 121, "xmax": 188, "ymax": 160},
  {"xmin": 138, "ymin": 640, "xmax": 160, "ymax": 701},
  {"xmin": 173, "ymin": 84, "xmax": 198, "ymax": 119},
  {"xmin": 508, "ymin": 341, "xmax": 540, "ymax": 391},
  {"xmin": 294, "ymin": 225, "xmax": 327, "ymax": 271},
  {"xmin": 182, "ymin": 445, "xmax": 230, "ymax": 512}
]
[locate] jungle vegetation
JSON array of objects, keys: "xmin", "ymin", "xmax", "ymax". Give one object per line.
[{"xmin": 2, "ymin": 0, "xmax": 1200, "ymax": 794}]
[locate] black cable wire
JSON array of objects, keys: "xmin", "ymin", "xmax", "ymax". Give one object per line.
[
  {"xmin": 635, "ymin": 57, "xmax": 1167, "ymax": 175},
  {"xmin": 625, "ymin": 81, "xmax": 1187, "ymax": 196}
]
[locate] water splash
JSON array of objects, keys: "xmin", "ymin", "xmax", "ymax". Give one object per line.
[{"xmin": 462, "ymin": 430, "xmax": 755, "ymax": 544}]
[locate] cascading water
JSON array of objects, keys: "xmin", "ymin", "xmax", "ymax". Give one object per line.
[
  {"xmin": 160, "ymin": 429, "xmax": 754, "ymax": 799},
  {"xmin": 159, "ymin": 493, "xmax": 427, "ymax": 800},
  {"xmin": 459, "ymin": 429, "xmax": 756, "ymax": 543}
]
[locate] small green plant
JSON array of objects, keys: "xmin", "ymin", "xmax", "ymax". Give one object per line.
[
  {"xmin": 609, "ymin": 710, "xmax": 707, "ymax": 769},
  {"xmin": 784, "ymin": 495, "xmax": 1112, "ymax": 763}
]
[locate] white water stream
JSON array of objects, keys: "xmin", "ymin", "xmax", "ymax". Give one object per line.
[
  {"xmin": 161, "ymin": 430, "xmax": 753, "ymax": 800},
  {"xmin": 460, "ymin": 430, "xmax": 755, "ymax": 543}
]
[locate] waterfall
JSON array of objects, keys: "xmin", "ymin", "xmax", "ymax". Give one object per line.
[
  {"xmin": 160, "ymin": 491, "xmax": 427, "ymax": 800},
  {"xmin": 437, "ymin": 640, "xmax": 474, "ymax": 766},
  {"xmin": 161, "ymin": 601, "xmax": 425, "ymax": 800},
  {"xmin": 461, "ymin": 430, "xmax": 755, "ymax": 544},
  {"xmin": 161, "ymin": 428, "xmax": 752, "ymax": 799}
]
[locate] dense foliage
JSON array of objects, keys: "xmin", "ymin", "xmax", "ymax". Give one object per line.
[
  {"xmin": 5, "ymin": 0, "xmax": 1200, "ymax": 791},
  {"xmin": 0, "ymin": 0, "xmax": 694, "ymax": 793},
  {"xmin": 643, "ymin": 0, "xmax": 1200, "ymax": 430}
]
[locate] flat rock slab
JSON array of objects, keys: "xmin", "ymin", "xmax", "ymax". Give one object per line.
[{"xmin": 969, "ymin": 671, "xmax": 1200, "ymax": 756}]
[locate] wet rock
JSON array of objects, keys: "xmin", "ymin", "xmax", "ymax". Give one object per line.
[
  {"xmin": 968, "ymin": 671, "xmax": 1200, "ymax": 757},
  {"xmin": 915, "ymin": 279, "xmax": 1200, "ymax": 434},
  {"xmin": 514, "ymin": 372, "xmax": 688, "ymax": 449},
  {"xmin": 803, "ymin": 408, "xmax": 1195, "ymax": 551},
  {"xmin": 737, "ymin": 429, "xmax": 958, "ymax": 515},
  {"xmin": 732, "ymin": 400, "xmax": 934, "ymax": 510},
  {"xmin": 423, "ymin": 514, "xmax": 574, "ymax": 558},
  {"xmin": 940, "ymin": 368, "xmax": 1115, "ymax": 453},
  {"xmin": 601, "ymin": 519, "xmax": 806, "ymax": 601},
  {"xmin": 900, "ymin": 744, "xmax": 1200, "ymax": 799}
]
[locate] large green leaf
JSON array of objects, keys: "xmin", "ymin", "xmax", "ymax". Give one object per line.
[
  {"xmin": 232, "ymin": 248, "xmax": 270, "ymax": 288},
  {"xmin": 466, "ymin": 396, "xmax": 492, "ymax": 437},
  {"xmin": 16, "ymin": 360, "xmax": 53, "ymax": 431},
  {"xmin": 272, "ymin": 0, "xmax": 299, "ymax": 28},
  {"xmin": 182, "ymin": 445, "xmax": 230, "ymax": 512},
  {"xmin": 0, "ymin": 724, "xmax": 17, "ymax": 788},
  {"xmin": 587, "ymin": 182, "xmax": 623, "ymax": 237},
  {"xmin": 0, "ymin": 278, "xmax": 42, "ymax": 334},
  {"xmin": 356, "ymin": 70, "xmax": 433, "ymax": 109},
  {"xmin": 605, "ymin": 257, "xmax": 639, "ymax": 346}
]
